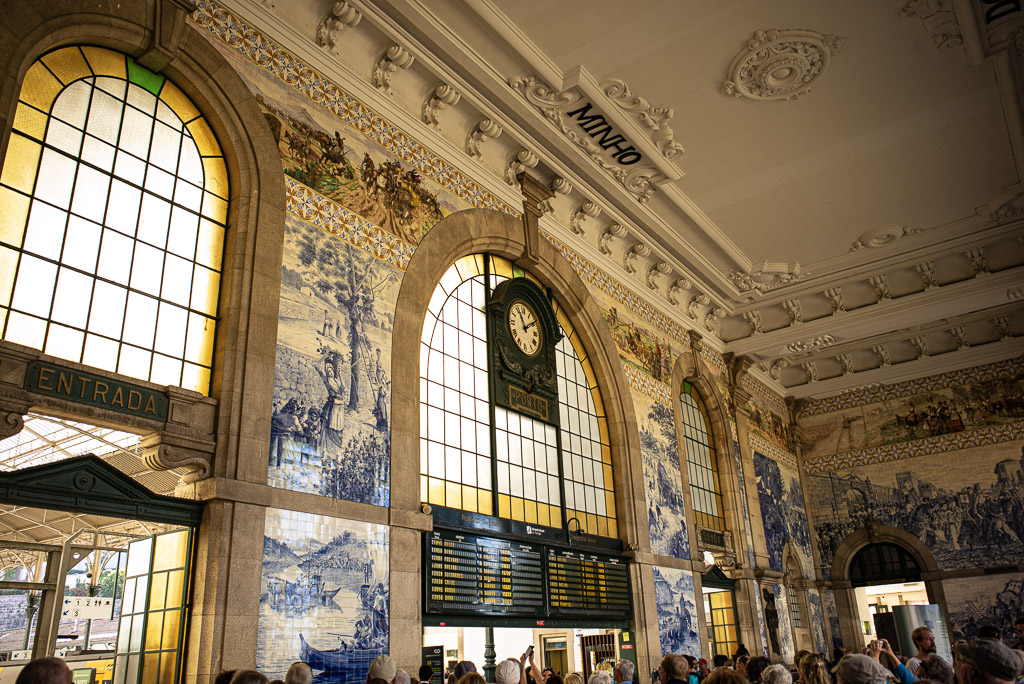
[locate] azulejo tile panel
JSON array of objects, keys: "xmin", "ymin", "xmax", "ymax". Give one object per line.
[
  {"xmin": 750, "ymin": 433, "xmax": 798, "ymax": 471},
  {"xmin": 753, "ymin": 452, "xmax": 813, "ymax": 576},
  {"xmin": 943, "ymin": 571, "xmax": 1024, "ymax": 642},
  {"xmin": 742, "ymin": 373, "xmax": 787, "ymax": 414},
  {"xmin": 653, "ymin": 566, "xmax": 700, "ymax": 657},
  {"xmin": 622, "ymin": 363, "xmax": 672, "ymax": 406},
  {"xmin": 635, "ymin": 388, "xmax": 690, "ymax": 559},
  {"xmin": 808, "ymin": 589, "xmax": 828, "ymax": 653},
  {"xmin": 259, "ymin": 508, "xmax": 390, "ymax": 683},
  {"xmin": 821, "ymin": 589, "xmax": 841, "ymax": 650}
]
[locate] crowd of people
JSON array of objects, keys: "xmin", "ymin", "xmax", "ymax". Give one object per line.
[{"xmin": 8, "ymin": 618, "xmax": 1024, "ymax": 684}]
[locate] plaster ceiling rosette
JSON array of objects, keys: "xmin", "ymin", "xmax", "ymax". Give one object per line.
[{"xmin": 723, "ymin": 28, "xmax": 843, "ymax": 101}]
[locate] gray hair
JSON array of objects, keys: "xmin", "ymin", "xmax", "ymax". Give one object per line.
[
  {"xmin": 917, "ymin": 656, "xmax": 955, "ymax": 684},
  {"xmin": 286, "ymin": 662, "xmax": 313, "ymax": 684},
  {"xmin": 762, "ymin": 665, "xmax": 793, "ymax": 684},
  {"xmin": 614, "ymin": 661, "xmax": 635, "ymax": 683},
  {"xmin": 395, "ymin": 671, "xmax": 412, "ymax": 684},
  {"xmin": 588, "ymin": 672, "xmax": 613, "ymax": 684}
]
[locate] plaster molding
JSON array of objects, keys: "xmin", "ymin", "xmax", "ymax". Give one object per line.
[
  {"xmin": 646, "ymin": 261, "xmax": 672, "ymax": 291},
  {"xmin": 967, "ymin": 247, "xmax": 990, "ymax": 275},
  {"xmin": 687, "ymin": 293, "xmax": 710, "ymax": 321},
  {"xmin": 1008, "ymin": 285, "xmax": 1024, "ymax": 301},
  {"xmin": 784, "ymin": 334, "xmax": 837, "ymax": 354},
  {"xmin": 722, "ymin": 28, "xmax": 843, "ymax": 101},
  {"xmin": 421, "ymin": 83, "xmax": 460, "ymax": 127},
  {"xmin": 825, "ymin": 287, "xmax": 847, "ymax": 314},
  {"xmin": 569, "ymin": 200, "xmax": 601, "ymax": 235},
  {"xmin": 598, "ymin": 222, "xmax": 627, "ymax": 256},
  {"xmin": 550, "ymin": 176, "xmax": 573, "ymax": 196},
  {"xmin": 849, "ymin": 224, "xmax": 922, "ymax": 251},
  {"xmin": 601, "ymin": 79, "xmax": 684, "ymax": 159},
  {"xmin": 915, "ymin": 261, "xmax": 940, "ymax": 289},
  {"xmin": 900, "ymin": 0, "xmax": 964, "ymax": 49},
  {"xmin": 465, "ymin": 118, "xmax": 502, "ymax": 158},
  {"xmin": 705, "ymin": 306, "xmax": 727, "ymax": 334},
  {"xmin": 504, "ymin": 149, "xmax": 539, "ymax": 185},
  {"xmin": 624, "ymin": 242, "xmax": 651, "ymax": 274},
  {"xmin": 870, "ymin": 274, "xmax": 892, "ymax": 301},
  {"xmin": 743, "ymin": 310, "xmax": 764, "ymax": 335},
  {"xmin": 371, "ymin": 44, "xmax": 415, "ymax": 95},
  {"xmin": 315, "ymin": 0, "xmax": 362, "ymax": 52},
  {"xmin": 782, "ymin": 298, "xmax": 804, "ymax": 324},
  {"xmin": 667, "ymin": 277, "xmax": 692, "ymax": 306},
  {"xmin": 728, "ymin": 261, "xmax": 805, "ymax": 292},
  {"xmin": 990, "ymin": 190, "xmax": 1024, "ymax": 222}
]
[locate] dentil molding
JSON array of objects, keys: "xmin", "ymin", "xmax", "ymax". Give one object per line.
[{"xmin": 722, "ymin": 28, "xmax": 843, "ymax": 101}]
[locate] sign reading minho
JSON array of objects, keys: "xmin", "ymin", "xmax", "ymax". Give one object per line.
[{"xmin": 24, "ymin": 361, "xmax": 169, "ymax": 422}]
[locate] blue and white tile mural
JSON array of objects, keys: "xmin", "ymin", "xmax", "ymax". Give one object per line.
[
  {"xmin": 638, "ymin": 391, "xmax": 690, "ymax": 559},
  {"xmin": 653, "ymin": 566, "xmax": 700, "ymax": 657},
  {"xmin": 269, "ymin": 213, "xmax": 400, "ymax": 505},
  {"xmin": 773, "ymin": 584, "xmax": 795, "ymax": 664},
  {"xmin": 822, "ymin": 589, "xmax": 842, "ymax": 650},
  {"xmin": 944, "ymin": 571, "xmax": 1024, "ymax": 642},
  {"xmin": 754, "ymin": 587, "xmax": 768, "ymax": 657},
  {"xmin": 258, "ymin": 508, "xmax": 390, "ymax": 682},
  {"xmin": 734, "ymin": 440, "xmax": 757, "ymax": 570},
  {"xmin": 808, "ymin": 590, "xmax": 828, "ymax": 653},
  {"xmin": 753, "ymin": 453, "xmax": 813, "ymax": 576},
  {"xmin": 805, "ymin": 440, "xmax": 1024, "ymax": 577}
]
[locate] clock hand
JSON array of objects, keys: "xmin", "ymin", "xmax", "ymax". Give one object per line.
[{"xmin": 524, "ymin": 320, "xmax": 537, "ymax": 329}]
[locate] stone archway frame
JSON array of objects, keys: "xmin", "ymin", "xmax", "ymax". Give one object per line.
[
  {"xmin": 0, "ymin": 1, "xmax": 286, "ymax": 677},
  {"xmin": 829, "ymin": 523, "xmax": 948, "ymax": 650},
  {"xmin": 780, "ymin": 538, "xmax": 813, "ymax": 653},
  {"xmin": 390, "ymin": 208, "xmax": 651, "ymax": 672}
]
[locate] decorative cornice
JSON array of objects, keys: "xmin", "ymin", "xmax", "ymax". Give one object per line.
[
  {"xmin": 598, "ymin": 222, "xmax": 627, "ymax": 256},
  {"xmin": 991, "ymin": 190, "xmax": 1024, "ymax": 223},
  {"xmin": 722, "ymin": 28, "xmax": 843, "ymax": 101},
  {"xmin": 728, "ymin": 262, "xmax": 805, "ymax": 292},
  {"xmin": 505, "ymin": 149, "xmax": 539, "ymax": 185},
  {"xmin": 900, "ymin": 0, "xmax": 964, "ymax": 50},
  {"xmin": 570, "ymin": 200, "xmax": 601, "ymax": 235},
  {"xmin": 623, "ymin": 242, "xmax": 651, "ymax": 274},
  {"xmin": 784, "ymin": 334, "xmax": 837, "ymax": 354},
  {"xmin": 601, "ymin": 79, "xmax": 684, "ymax": 159}
]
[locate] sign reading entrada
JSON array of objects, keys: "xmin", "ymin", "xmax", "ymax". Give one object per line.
[
  {"xmin": 565, "ymin": 103, "xmax": 643, "ymax": 166},
  {"xmin": 25, "ymin": 361, "xmax": 169, "ymax": 422}
]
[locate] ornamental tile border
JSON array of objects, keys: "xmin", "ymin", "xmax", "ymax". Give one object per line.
[
  {"xmin": 801, "ymin": 421, "xmax": 1024, "ymax": 474},
  {"xmin": 285, "ymin": 177, "xmax": 414, "ymax": 270},
  {"xmin": 749, "ymin": 432, "xmax": 798, "ymax": 471},
  {"xmin": 191, "ymin": 1, "xmax": 514, "ymax": 217},
  {"xmin": 742, "ymin": 373, "xmax": 787, "ymax": 414},
  {"xmin": 801, "ymin": 357, "xmax": 1024, "ymax": 416},
  {"xmin": 621, "ymin": 363, "xmax": 672, "ymax": 406},
  {"xmin": 698, "ymin": 344, "xmax": 727, "ymax": 374}
]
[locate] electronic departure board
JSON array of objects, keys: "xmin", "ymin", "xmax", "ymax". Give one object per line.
[
  {"xmin": 547, "ymin": 548, "xmax": 630, "ymax": 618},
  {"xmin": 425, "ymin": 529, "xmax": 631, "ymax": 622},
  {"xmin": 426, "ymin": 531, "xmax": 545, "ymax": 616}
]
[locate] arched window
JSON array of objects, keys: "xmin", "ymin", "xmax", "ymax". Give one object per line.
[
  {"xmin": 419, "ymin": 254, "xmax": 616, "ymax": 537},
  {"xmin": 679, "ymin": 380, "xmax": 725, "ymax": 531},
  {"xmin": 785, "ymin": 560, "xmax": 803, "ymax": 629},
  {"xmin": 0, "ymin": 46, "xmax": 228, "ymax": 394}
]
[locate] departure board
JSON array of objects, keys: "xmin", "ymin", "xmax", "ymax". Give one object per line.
[
  {"xmin": 547, "ymin": 548, "xmax": 630, "ymax": 619},
  {"xmin": 426, "ymin": 530, "xmax": 545, "ymax": 616}
]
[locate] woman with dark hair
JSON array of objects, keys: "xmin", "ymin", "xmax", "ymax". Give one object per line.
[{"xmin": 230, "ymin": 672, "xmax": 270, "ymax": 684}]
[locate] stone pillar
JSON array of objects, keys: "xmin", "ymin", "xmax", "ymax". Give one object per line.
[{"xmin": 390, "ymin": 508, "xmax": 432, "ymax": 673}]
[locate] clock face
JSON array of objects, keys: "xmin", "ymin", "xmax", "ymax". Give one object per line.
[{"xmin": 508, "ymin": 300, "xmax": 542, "ymax": 356}]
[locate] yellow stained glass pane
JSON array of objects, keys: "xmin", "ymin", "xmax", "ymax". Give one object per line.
[
  {"xmin": 196, "ymin": 219, "xmax": 224, "ymax": 270},
  {"xmin": 13, "ymin": 103, "xmax": 47, "ymax": 140},
  {"xmin": 490, "ymin": 256, "xmax": 513, "ymax": 280},
  {"xmin": 181, "ymin": 363, "xmax": 210, "ymax": 394},
  {"xmin": 165, "ymin": 569, "xmax": 185, "ymax": 606},
  {"xmin": 0, "ymin": 134, "xmax": 41, "ymax": 194},
  {"xmin": 154, "ymin": 529, "xmax": 188, "ymax": 571},
  {"xmin": 461, "ymin": 485, "xmax": 477, "ymax": 513},
  {"xmin": 607, "ymin": 517, "xmax": 616, "ymax": 538},
  {"xmin": 201, "ymin": 192, "xmax": 227, "ymax": 223},
  {"xmin": 427, "ymin": 477, "xmax": 444, "ymax": 506},
  {"xmin": 445, "ymin": 481, "xmax": 462, "ymax": 509},
  {"xmin": 186, "ymin": 118, "xmax": 219, "ymax": 157},
  {"xmin": 454, "ymin": 254, "xmax": 484, "ymax": 282},
  {"xmin": 81, "ymin": 46, "xmax": 126, "ymax": 79},
  {"xmin": 20, "ymin": 61, "xmax": 63, "ymax": 112},
  {"xmin": 144, "ymin": 612, "xmax": 164, "ymax": 651},
  {"xmin": 184, "ymin": 313, "xmax": 214, "ymax": 365},
  {"xmin": 605, "ymin": 490, "xmax": 615, "ymax": 516},
  {"xmin": 158, "ymin": 79, "xmax": 199, "ymax": 122},
  {"xmin": 41, "ymin": 47, "xmax": 91, "ymax": 86},
  {"xmin": 148, "ymin": 572, "xmax": 167, "ymax": 611},
  {"xmin": 191, "ymin": 267, "xmax": 220, "ymax": 316},
  {"xmin": 591, "ymin": 388, "xmax": 604, "ymax": 417},
  {"xmin": 201, "ymin": 156, "xmax": 228, "ymax": 200},
  {"xmin": 597, "ymin": 516, "xmax": 607, "ymax": 537},
  {"xmin": 142, "ymin": 654, "xmax": 159, "ymax": 684},
  {"xmin": 497, "ymin": 493, "xmax": 510, "ymax": 518},
  {"xmin": 537, "ymin": 504, "xmax": 549, "ymax": 527},
  {"xmin": 478, "ymin": 492, "xmax": 493, "ymax": 516},
  {"xmin": 510, "ymin": 496, "xmax": 524, "ymax": 521},
  {"xmin": 598, "ymin": 419, "xmax": 609, "ymax": 446},
  {"xmin": 555, "ymin": 306, "xmax": 573, "ymax": 337},
  {"xmin": 0, "ymin": 188, "xmax": 29, "ymax": 248},
  {"xmin": 159, "ymin": 650, "xmax": 176, "ymax": 681}
]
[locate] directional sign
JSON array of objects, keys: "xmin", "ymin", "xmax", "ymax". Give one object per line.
[{"xmin": 62, "ymin": 596, "xmax": 114, "ymax": 620}]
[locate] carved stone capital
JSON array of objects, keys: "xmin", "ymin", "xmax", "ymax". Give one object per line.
[
  {"xmin": 140, "ymin": 433, "xmax": 215, "ymax": 484},
  {"xmin": 505, "ymin": 149, "xmax": 539, "ymax": 185},
  {"xmin": 0, "ymin": 410, "xmax": 26, "ymax": 440}
]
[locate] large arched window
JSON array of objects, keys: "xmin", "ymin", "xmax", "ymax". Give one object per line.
[
  {"xmin": 679, "ymin": 381, "xmax": 725, "ymax": 531},
  {"xmin": 0, "ymin": 46, "xmax": 228, "ymax": 394},
  {"xmin": 419, "ymin": 254, "xmax": 616, "ymax": 537}
]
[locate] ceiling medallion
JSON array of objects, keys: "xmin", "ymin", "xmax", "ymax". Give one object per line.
[
  {"xmin": 849, "ymin": 224, "xmax": 923, "ymax": 251},
  {"xmin": 722, "ymin": 29, "xmax": 843, "ymax": 101}
]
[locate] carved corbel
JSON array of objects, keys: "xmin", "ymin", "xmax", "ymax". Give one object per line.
[
  {"xmin": 803, "ymin": 361, "xmax": 819, "ymax": 382},
  {"xmin": 704, "ymin": 306, "xmax": 726, "ymax": 333},
  {"xmin": 825, "ymin": 287, "xmax": 846, "ymax": 314},
  {"xmin": 539, "ymin": 177, "xmax": 572, "ymax": 215},
  {"xmin": 316, "ymin": 1, "xmax": 362, "ymax": 51},
  {"xmin": 994, "ymin": 315, "xmax": 1013, "ymax": 340},
  {"xmin": 967, "ymin": 247, "xmax": 990, "ymax": 276},
  {"xmin": 743, "ymin": 310, "xmax": 763, "ymax": 335},
  {"xmin": 138, "ymin": 0, "xmax": 199, "ymax": 73},
  {"xmin": 371, "ymin": 45, "xmax": 415, "ymax": 95},
  {"xmin": 0, "ymin": 411, "xmax": 26, "ymax": 440},
  {"xmin": 646, "ymin": 261, "xmax": 671, "ymax": 290},
  {"xmin": 782, "ymin": 298, "xmax": 803, "ymax": 324},
  {"xmin": 466, "ymin": 118, "xmax": 502, "ymax": 158},
  {"xmin": 915, "ymin": 261, "xmax": 939, "ymax": 289},
  {"xmin": 599, "ymin": 223, "xmax": 628, "ymax": 255},
  {"xmin": 870, "ymin": 274, "xmax": 891, "ymax": 301},
  {"xmin": 421, "ymin": 84, "xmax": 461, "ymax": 127},
  {"xmin": 872, "ymin": 345, "xmax": 891, "ymax": 367},
  {"xmin": 767, "ymin": 359, "xmax": 787, "ymax": 382},
  {"xmin": 570, "ymin": 201, "xmax": 601, "ymax": 235},
  {"xmin": 950, "ymin": 326, "xmax": 969, "ymax": 349},
  {"xmin": 838, "ymin": 353, "xmax": 854, "ymax": 375},
  {"xmin": 667, "ymin": 278, "xmax": 691, "ymax": 306},
  {"xmin": 910, "ymin": 335, "xmax": 930, "ymax": 358},
  {"xmin": 687, "ymin": 293, "xmax": 709, "ymax": 320},
  {"xmin": 140, "ymin": 433, "xmax": 214, "ymax": 485},
  {"xmin": 505, "ymin": 149, "xmax": 539, "ymax": 185},
  {"xmin": 623, "ymin": 242, "xmax": 650, "ymax": 274}
]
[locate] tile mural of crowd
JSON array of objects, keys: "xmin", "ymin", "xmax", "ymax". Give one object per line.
[
  {"xmin": 636, "ymin": 390, "xmax": 691, "ymax": 560},
  {"xmin": 943, "ymin": 572, "xmax": 1024, "ymax": 642},
  {"xmin": 653, "ymin": 566, "xmax": 700, "ymax": 658},
  {"xmin": 805, "ymin": 440, "xmax": 1024, "ymax": 576},
  {"xmin": 258, "ymin": 509, "xmax": 390, "ymax": 683},
  {"xmin": 269, "ymin": 214, "xmax": 401, "ymax": 506},
  {"xmin": 753, "ymin": 453, "xmax": 813, "ymax": 577},
  {"xmin": 808, "ymin": 590, "xmax": 828, "ymax": 653},
  {"xmin": 600, "ymin": 306, "xmax": 677, "ymax": 384}
]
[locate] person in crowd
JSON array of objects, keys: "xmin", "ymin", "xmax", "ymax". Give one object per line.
[
  {"xmin": 215, "ymin": 671, "xmax": 238, "ymax": 684},
  {"xmin": 871, "ymin": 637, "xmax": 913, "ymax": 684},
  {"xmin": 286, "ymin": 662, "xmax": 313, "ymax": 684},
  {"xmin": 397, "ymin": 671, "xmax": 413, "ymax": 684},
  {"xmin": 703, "ymin": 669, "xmax": 747, "ymax": 684},
  {"xmin": 497, "ymin": 659, "xmax": 523, "ymax": 684},
  {"xmin": 544, "ymin": 668, "xmax": 555, "ymax": 682},
  {"xmin": 421, "ymin": 665, "xmax": 435, "ymax": 684},
  {"xmin": 15, "ymin": 658, "xmax": 72, "ymax": 684},
  {"xmin": 800, "ymin": 653, "xmax": 832, "ymax": 684},
  {"xmin": 589, "ymin": 671, "xmax": 612, "ymax": 684},
  {"xmin": 659, "ymin": 654, "xmax": 690, "ymax": 684},
  {"xmin": 614, "ymin": 660, "xmax": 635, "ymax": 684},
  {"xmin": 956, "ymin": 638, "xmax": 1023, "ymax": 684},
  {"xmin": 916, "ymin": 654, "xmax": 955, "ymax": 684},
  {"xmin": 763, "ymin": 664, "xmax": 793, "ymax": 684},
  {"xmin": 734, "ymin": 645, "xmax": 750, "ymax": 660},
  {"xmin": 682, "ymin": 656, "xmax": 700, "ymax": 684},
  {"xmin": 1014, "ymin": 618, "xmax": 1024, "ymax": 650},
  {"xmin": 747, "ymin": 657, "xmax": 771, "ymax": 684},
  {"xmin": 978, "ymin": 626, "xmax": 1002, "ymax": 641},
  {"xmin": 565, "ymin": 672, "xmax": 584, "ymax": 684},
  {"xmin": 459, "ymin": 674, "xmax": 485, "ymax": 684},
  {"xmin": 735, "ymin": 656, "xmax": 750, "ymax": 679},
  {"xmin": 454, "ymin": 662, "xmax": 478, "ymax": 681},
  {"xmin": 270, "ymin": 680, "xmax": 285, "ymax": 684},
  {"xmin": 831, "ymin": 653, "xmax": 892, "ymax": 684},
  {"xmin": 713, "ymin": 656, "xmax": 730, "ymax": 671},
  {"xmin": 370, "ymin": 655, "xmax": 399, "ymax": 684},
  {"xmin": 230, "ymin": 672, "xmax": 270, "ymax": 684},
  {"xmin": 793, "ymin": 651, "xmax": 811, "ymax": 682},
  {"xmin": 907, "ymin": 627, "xmax": 937, "ymax": 676}
]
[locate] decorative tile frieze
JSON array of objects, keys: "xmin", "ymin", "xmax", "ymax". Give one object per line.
[
  {"xmin": 802, "ymin": 421, "xmax": 1024, "ymax": 474},
  {"xmin": 622, "ymin": 363, "xmax": 672, "ymax": 406},
  {"xmin": 742, "ymin": 373, "xmax": 787, "ymax": 414},
  {"xmin": 749, "ymin": 432, "xmax": 799, "ymax": 471},
  {"xmin": 801, "ymin": 357, "xmax": 1024, "ymax": 415}
]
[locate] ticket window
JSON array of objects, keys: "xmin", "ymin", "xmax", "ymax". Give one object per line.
[{"xmin": 113, "ymin": 528, "xmax": 192, "ymax": 684}]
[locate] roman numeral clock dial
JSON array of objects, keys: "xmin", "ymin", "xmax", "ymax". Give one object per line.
[{"xmin": 508, "ymin": 301, "xmax": 541, "ymax": 356}]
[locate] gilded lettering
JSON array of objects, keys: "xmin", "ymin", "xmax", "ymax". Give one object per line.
[
  {"xmin": 57, "ymin": 372, "xmax": 74, "ymax": 395},
  {"xmin": 78, "ymin": 377, "xmax": 92, "ymax": 398},
  {"xmin": 110, "ymin": 386, "xmax": 124, "ymax": 407},
  {"xmin": 127, "ymin": 390, "xmax": 142, "ymax": 411},
  {"xmin": 37, "ymin": 367, "xmax": 55, "ymax": 391},
  {"xmin": 93, "ymin": 381, "xmax": 108, "ymax": 403},
  {"xmin": 144, "ymin": 396, "xmax": 157, "ymax": 415}
]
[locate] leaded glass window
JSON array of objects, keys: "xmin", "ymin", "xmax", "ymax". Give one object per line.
[
  {"xmin": 786, "ymin": 562, "xmax": 803, "ymax": 627},
  {"xmin": 419, "ymin": 255, "xmax": 616, "ymax": 537},
  {"xmin": 680, "ymin": 381, "xmax": 725, "ymax": 531},
  {"xmin": 0, "ymin": 46, "xmax": 228, "ymax": 394}
]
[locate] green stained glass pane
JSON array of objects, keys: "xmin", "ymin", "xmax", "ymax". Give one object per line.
[{"xmin": 126, "ymin": 58, "xmax": 165, "ymax": 96}]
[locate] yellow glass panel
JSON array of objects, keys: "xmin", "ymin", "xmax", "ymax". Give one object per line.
[
  {"xmin": 41, "ymin": 47, "xmax": 91, "ymax": 86},
  {"xmin": 148, "ymin": 572, "xmax": 167, "ymax": 611},
  {"xmin": 445, "ymin": 481, "xmax": 462, "ymax": 509},
  {"xmin": 478, "ymin": 492, "xmax": 493, "ymax": 516},
  {"xmin": 524, "ymin": 500, "xmax": 537, "ymax": 524},
  {"xmin": 13, "ymin": 103, "xmax": 47, "ymax": 140},
  {"xmin": 0, "ymin": 134, "xmax": 41, "ymax": 194},
  {"xmin": 191, "ymin": 268, "xmax": 220, "ymax": 316},
  {"xmin": 158, "ymin": 79, "xmax": 199, "ymax": 122},
  {"xmin": 510, "ymin": 496, "xmax": 524, "ymax": 521},
  {"xmin": 20, "ymin": 61, "xmax": 63, "ymax": 112},
  {"xmin": 142, "ymin": 654, "xmax": 159, "ymax": 684},
  {"xmin": 537, "ymin": 504, "xmax": 549, "ymax": 527},
  {"xmin": 159, "ymin": 652, "xmax": 176, "ymax": 682},
  {"xmin": 201, "ymin": 156, "xmax": 228, "ymax": 200},
  {"xmin": 0, "ymin": 188, "xmax": 29, "ymax": 248},
  {"xmin": 181, "ymin": 363, "xmax": 210, "ymax": 394},
  {"xmin": 603, "ymin": 465, "xmax": 613, "ymax": 488},
  {"xmin": 184, "ymin": 313, "xmax": 215, "ymax": 366},
  {"xmin": 597, "ymin": 516, "xmax": 607, "ymax": 537},
  {"xmin": 555, "ymin": 306, "xmax": 573, "ymax": 337},
  {"xmin": 586, "ymin": 513, "xmax": 597, "ymax": 534},
  {"xmin": 186, "ymin": 118, "xmax": 219, "ymax": 157},
  {"xmin": 161, "ymin": 609, "xmax": 181, "ymax": 648},
  {"xmin": 165, "ymin": 569, "xmax": 185, "ymax": 606},
  {"xmin": 154, "ymin": 530, "xmax": 189, "ymax": 571},
  {"xmin": 461, "ymin": 485, "xmax": 477, "ymax": 513},
  {"xmin": 497, "ymin": 493, "xmax": 510, "ymax": 518},
  {"xmin": 201, "ymin": 192, "xmax": 227, "ymax": 223},
  {"xmin": 607, "ymin": 518, "xmax": 617, "ymax": 538},
  {"xmin": 601, "ymin": 444, "xmax": 611, "ymax": 464},
  {"xmin": 598, "ymin": 419, "xmax": 609, "ymax": 446},
  {"xmin": 427, "ymin": 477, "xmax": 444, "ymax": 506},
  {"xmin": 420, "ymin": 476, "xmax": 428, "ymax": 504},
  {"xmin": 454, "ymin": 254, "xmax": 484, "ymax": 282},
  {"xmin": 81, "ymin": 46, "xmax": 126, "ymax": 79},
  {"xmin": 144, "ymin": 612, "xmax": 164, "ymax": 650},
  {"xmin": 196, "ymin": 219, "xmax": 224, "ymax": 270},
  {"xmin": 490, "ymin": 256, "xmax": 513, "ymax": 280},
  {"xmin": 591, "ymin": 388, "xmax": 605, "ymax": 417}
]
